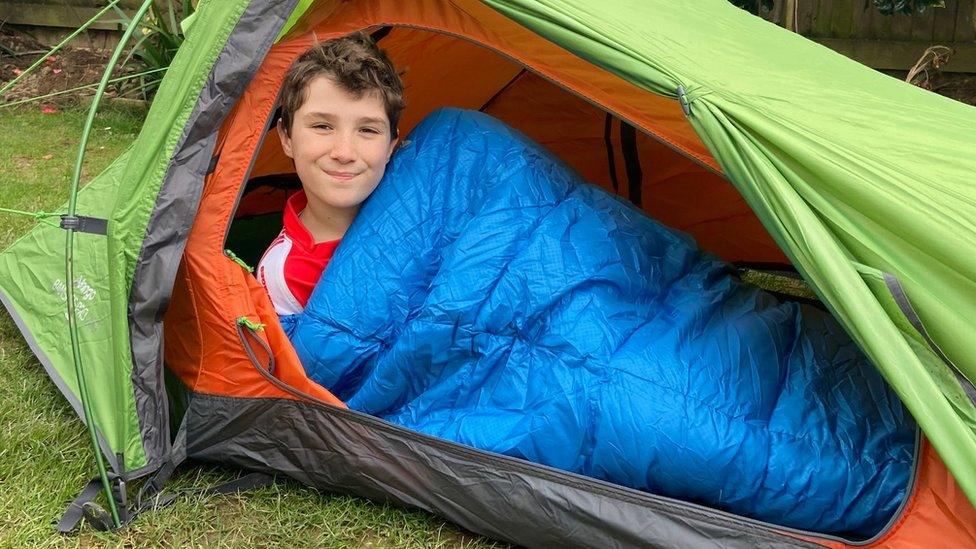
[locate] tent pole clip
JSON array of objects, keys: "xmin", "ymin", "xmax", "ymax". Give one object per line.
[
  {"xmin": 677, "ymin": 85, "xmax": 692, "ymax": 116},
  {"xmin": 60, "ymin": 214, "xmax": 108, "ymax": 235},
  {"xmin": 60, "ymin": 215, "xmax": 81, "ymax": 230}
]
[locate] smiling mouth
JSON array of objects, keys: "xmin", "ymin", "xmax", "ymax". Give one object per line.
[{"xmin": 325, "ymin": 170, "xmax": 358, "ymax": 181}]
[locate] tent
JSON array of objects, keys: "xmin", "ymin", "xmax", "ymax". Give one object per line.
[{"xmin": 2, "ymin": 0, "xmax": 976, "ymax": 545}]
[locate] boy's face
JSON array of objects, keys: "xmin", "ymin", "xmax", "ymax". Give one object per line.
[{"xmin": 279, "ymin": 75, "xmax": 398, "ymax": 215}]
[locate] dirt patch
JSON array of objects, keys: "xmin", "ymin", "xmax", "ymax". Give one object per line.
[
  {"xmin": 9, "ymin": 155, "xmax": 33, "ymax": 169},
  {"xmin": 0, "ymin": 27, "xmax": 128, "ymax": 105},
  {"xmin": 922, "ymin": 72, "xmax": 976, "ymax": 106},
  {"xmin": 881, "ymin": 67, "xmax": 976, "ymax": 106}
]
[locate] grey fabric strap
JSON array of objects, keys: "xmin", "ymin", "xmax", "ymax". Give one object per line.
[
  {"xmin": 59, "ymin": 215, "xmax": 108, "ymax": 235},
  {"xmin": 57, "ymin": 478, "xmax": 104, "ymax": 533},
  {"xmin": 58, "ymin": 466, "xmax": 274, "ymax": 534},
  {"xmin": 883, "ymin": 272, "xmax": 976, "ymax": 405},
  {"xmin": 193, "ymin": 472, "xmax": 277, "ymax": 496}
]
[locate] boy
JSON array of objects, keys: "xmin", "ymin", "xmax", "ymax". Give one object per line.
[{"xmin": 257, "ymin": 33, "xmax": 404, "ymax": 315}]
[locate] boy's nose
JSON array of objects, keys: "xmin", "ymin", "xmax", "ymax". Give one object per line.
[{"xmin": 330, "ymin": 135, "xmax": 356, "ymax": 163}]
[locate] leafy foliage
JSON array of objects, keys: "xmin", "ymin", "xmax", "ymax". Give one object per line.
[
  {"xmin": 728, "ymin": 0, "xmax": 946, "ymax": 16},
  {"xmin": 728, "ymin": 0, "xmax": 775, "ymax": 14},
  {"xmin": 116, "ymin": 0, "xmax": 195, "ymax": 100},
  {"xmin": 872, "ymin": 0, "xmax": 946, "ymax": 15}
]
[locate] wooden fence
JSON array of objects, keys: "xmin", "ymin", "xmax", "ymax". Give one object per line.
[
  {"xmin": 2, "ymin": 0, "xmax": 974, "ymax": 71},
  {"xmin": 768, "ymin": 0, "xmax": 976, "ymax": 71},
  {"xmin": 0, "ymin": 1, "xmax": 143, "ymax": 31}
]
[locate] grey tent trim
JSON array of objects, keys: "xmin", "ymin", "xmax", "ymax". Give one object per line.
[
  {"xmin": 183, "ymin": 392, "xmax": 826, "ymax": 549},
  {"xmin": 125, "ymin": 0, "xmax": 303, "ymax": 471},
  {"xmin": 0, "ymin": 289, "xmax": 121, "ymax": 474}
]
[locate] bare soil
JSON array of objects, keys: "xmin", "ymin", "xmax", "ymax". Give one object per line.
[
  {"xmin": 0, "ymin": 27, "xmax": 124, "ymax": 105},
  {"xmin": 901, "ymin": 71, "xmax": 976, "ymax": 106}
]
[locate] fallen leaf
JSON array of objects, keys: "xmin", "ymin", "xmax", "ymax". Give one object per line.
[
  {"xmin": 42, "ymin": 154, "xmax": 54, "ymax": 160},
  {"xmin": 12, "ymin": 68, "xmax": 21, "ymax": 76},
  {"xmin": 45, "ymin": 56, "xmax": 58, "ymax": 64},
  {"xmin": 52, "ymin": 68, "xmax": 62, "ymax": 75},
  {"xmin": 41, "ymin": 104, "xmax": 58, "ymax": 114}
]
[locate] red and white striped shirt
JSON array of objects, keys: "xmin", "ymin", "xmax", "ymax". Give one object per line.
[{"xmin": 256, "ymin": 191, "xmax": 340, "ymax": 315}]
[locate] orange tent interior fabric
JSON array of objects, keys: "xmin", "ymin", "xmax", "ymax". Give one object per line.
[
  {"xmin": 795, "ymin": 439, "xmax": 976, "ymax": 548},
  {"xmin": 162, "ymin": 2, "xmax": 976, "ymax": 544}
]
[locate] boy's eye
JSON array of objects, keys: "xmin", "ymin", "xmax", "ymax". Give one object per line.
[
  {"xmin": 360, "ymin": 127, "xmax": 381, "ymax": 135},
  {"xmin": 311, "ymin": 123, "xmax": 332, "ymax": 131}
]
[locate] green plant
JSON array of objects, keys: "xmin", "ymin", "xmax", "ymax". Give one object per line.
[
  {"xmin": 728, "ymin": 0, "xmax": 946, "ymax": 16},
  {"xmin": 116, "ymin": 0, "xmax": 195, "ymax": 100},
  {"xmin": 729, "ymin": 0, "xmax": 775, "ymax": 15},
  {"xmin": 872, "ymin": 0, "xmax": 946, "ymax": 15}
]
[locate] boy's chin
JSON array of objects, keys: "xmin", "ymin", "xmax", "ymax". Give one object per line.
[{"xmin": 316, "ymin": 195, "xmax": 369, "ymax": 211}]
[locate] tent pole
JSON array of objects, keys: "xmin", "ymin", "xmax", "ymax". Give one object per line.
[{"xmin": 64, "ymin": 0, "xmax": 155, "ymax": 530}]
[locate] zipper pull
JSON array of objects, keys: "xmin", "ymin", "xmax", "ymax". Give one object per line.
[
  {"xmin": 224, "ymin": 249, "xmax": 254, "ymax": 273},
  {"xmin": 236, "ymin": 316, "xmax": 266, "ymax": 331}
]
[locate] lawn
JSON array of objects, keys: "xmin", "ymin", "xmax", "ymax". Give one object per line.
[{"xmin": 0, "ymin": 104, "xmax": 503, "ymax": 548}]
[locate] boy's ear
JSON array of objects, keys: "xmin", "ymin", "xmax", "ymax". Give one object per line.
[
  {"xmin": 387, "ymin": 136, "xmax": 399, "ymax": 161},
  {"xmin": 277, "ymin": 119, "xmax": 294, "ymax": 158}
]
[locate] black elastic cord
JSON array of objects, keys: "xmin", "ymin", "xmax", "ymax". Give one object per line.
[
  {"xmin": 619, "ymin": 121, "xmax": 643, "ymax": 208},
  {"xmin": 604, "ymin": 114, "xmax": 619, "ymax": 194},
  {"xmin": 479, "ymin": 69, "xmax": 526, "ymax": 114}
]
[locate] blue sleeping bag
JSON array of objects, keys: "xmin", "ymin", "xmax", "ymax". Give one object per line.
[{"xmin": 284, "ymin": 108, "xmax": 915, "ymax": 536}]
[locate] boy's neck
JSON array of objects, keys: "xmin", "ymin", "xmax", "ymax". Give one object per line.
[{"xmin": 298, "ymin": 201, "xmax": 358, "ymax": 243}]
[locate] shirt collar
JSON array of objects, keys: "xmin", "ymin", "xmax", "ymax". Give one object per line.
[{"xmin": 283, "ymin": 190, "xmax": 341, "ymax": 255}]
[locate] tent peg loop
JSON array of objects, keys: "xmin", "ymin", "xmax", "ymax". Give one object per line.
[{"xmin": 677, "ymin": 85, "xmax": 692, "ymax": 116}]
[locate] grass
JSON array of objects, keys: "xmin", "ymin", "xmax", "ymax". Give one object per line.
[{"xmin": 0, "ymin": 104, "xmax": 504, "ymax": 548}]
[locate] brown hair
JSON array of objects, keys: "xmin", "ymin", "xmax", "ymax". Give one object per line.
[{"xmin": 279, "ymin": 32, "xmax": 405, "ymax": 138}]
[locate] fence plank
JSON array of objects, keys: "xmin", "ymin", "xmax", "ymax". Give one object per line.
[
  {"xmin": 830, "ymin": 0, "xmax": 854, "ymax": 36},
  {"xmin": 0, "ymin": 1, "xmax": 140, "ymax": 30},
  {"xmin": 889, "ymin": 12, "xmax": 915, "ymax": 40},
  {"xmin": 955, "ymin": 0, "xmax": 976, "ymax": 41},
  {"xmin": 796, "ymin": 0, "xmax": 816, "ymax": 34},
  {"xmin": 851, "ymin": 1, "xmax": 876, "ymax": 39},
  {"xmin": 815, "ymin": 38, "xmax": 976, "ymax": 70},
  {"xmin": 869, "ymin": 1, "xmax": 896, "ymax": 37},
  {"xmin": 911, "ymin": 3, "xmax": 938, "ymax": 40},
  {"xmin": 810, "ymin": 0, "xmax": 835, "ymax": 36},
  {"xmin": 933, "ymin": 0, "xmax": 962, "ymax": 42}
]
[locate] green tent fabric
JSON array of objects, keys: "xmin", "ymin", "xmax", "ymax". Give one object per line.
[
  {"xmin": 0, "ymin": 0, "xmax": 265, "ymax": 474},
  {"xmin": 1, "ymin": 0, "xmax": 975, "ymax": 528}
]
